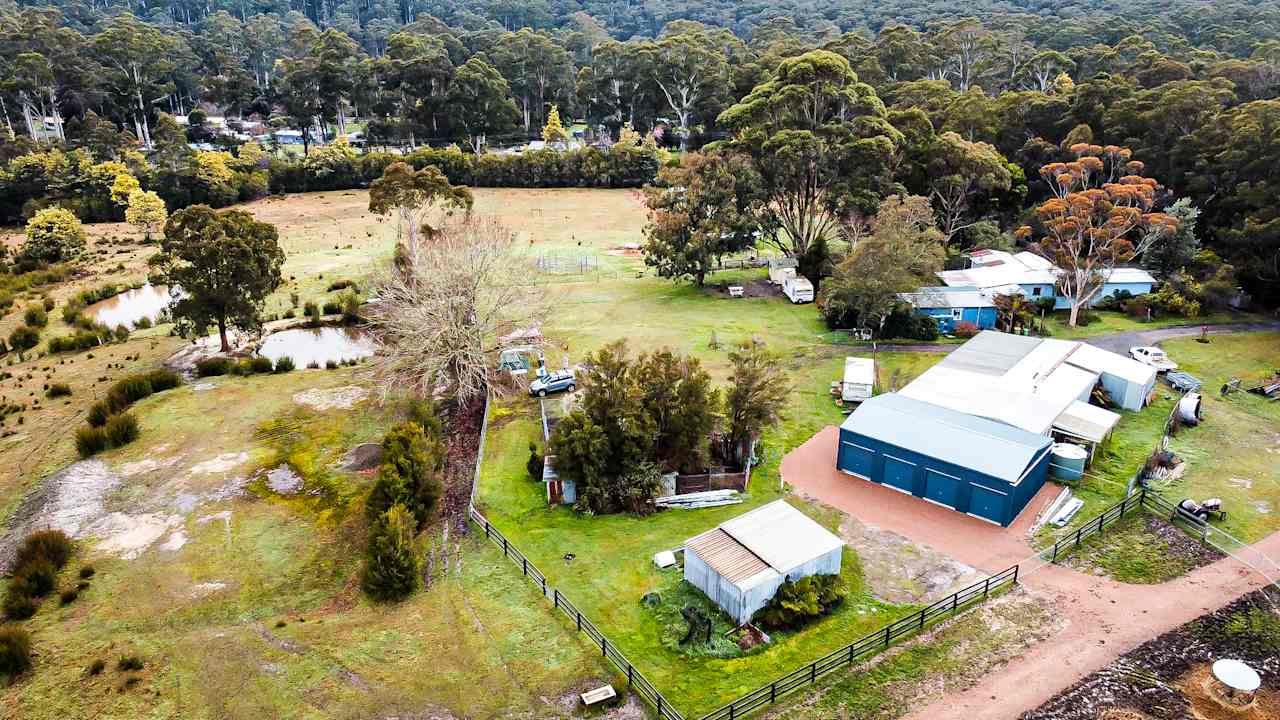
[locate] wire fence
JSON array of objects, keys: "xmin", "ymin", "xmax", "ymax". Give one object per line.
[
  {"xmin": 698, "ymin": 565, "xmax": 1020, "ymax": 720},
  {"xmin": 468, "ymin": 505, "xmax": 686, "ymax": 720}
]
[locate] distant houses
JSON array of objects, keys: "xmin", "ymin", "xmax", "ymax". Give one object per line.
[{"xmin": 900, "ymin": 250, "xmax": 1157, "ymax": 330}]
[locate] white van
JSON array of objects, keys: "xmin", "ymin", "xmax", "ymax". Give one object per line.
[
  {"xmin": 842, "ymin": 357, "xmax": 875, "ymax": 403},
  {"xmin": 783, "ymin": 275, "xmax": 814, "ymax": 303}
]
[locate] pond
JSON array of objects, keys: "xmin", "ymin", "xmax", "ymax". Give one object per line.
[
  {"xmin": 256, "ymin": 326, "xmax": 375, "ymax": 367},
  {"xmin": 88, "ymin": 284, "xmax": 175, "ymax": 328}
]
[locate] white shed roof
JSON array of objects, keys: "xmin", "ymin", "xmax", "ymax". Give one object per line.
[
  {"xmin": 1066, "ymin": 343, "xmax": 1158, "ymax": 385},
  {"xmin": 720, "ymin": 501, "xmax": 844, "ymax": 575},
  {"xmin": 843, "ymin": 357, "xmax": 875, "ymax": 385},
  {"xmin": 1054, "ymin": 400, "xmax": 1121, "ymax": 443}
]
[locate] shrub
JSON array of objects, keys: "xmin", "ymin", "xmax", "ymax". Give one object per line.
[
  {"xmin": 75, "ymin": 425, "xmax": 108, "ymax": 457},
  {"xmin": 3, "ymin": 588, "xmax": 38, "ymax": 620},
  {"xmin": 15, "ymin": 530, "xmax": 73, "ymax": 570},
  {"xmin": 526, "ymin": 442, "xmax": 544, "ymax": 480},
  {"xmin": 42, "ymin": 297, "xmax": 55, "ymax": 311},
  {"xmin": 140, "ymin": 369, "xmax": 181, "ymax": 392},
  {"xmin": 103, "ymin": 413, "xmax": 140, "ymax": 447},
  {"xmin": 23, "ymin": 305, "xmax": 47, "ymax": 327},
  {"xmin": 366, "ymin": 420, "xmax": 444, "ymax": 527},
  {"xmin": 111, "ymin": 375, "xmax": 154, "ymax": 405},
  {"xmin": 953, "ymin": 321, "xmax": 980, "ymax": 338},
  {"xmin": 86, "ymin": 401, "xmax": 111, "ymax": 427},
  {"xmin": 14, "ymin": 560, "xmax": 56, "ymax": 597},
  {"xmin": 360, "ymin": 503, "xmax": 422, "ymax": 602},
  {"xmin": 0, "ymin": 627, "xmax": 32, "ymax": 677},
  {"xmin": 273, "ymin": 356, "xmax": 295, "ymax": 373},
  {"xmin": 249, "ymin": 356, "xmax": 274, "ymax": 374},
  {"xmin": 754, "ymin": 574, "xmax": 848, "ymax": 630},
  {"xmin": 79, "ymin": 566, "xmax": 95, "ymax": 579},
  {"xmin": 230, "ymin": 359, "xmax": 256, "ymax": 376},
  {"xmin": 47, "ymin": 330, "xmax": 101, "ymax": 353},
  {"xmin": 324, "ymin": 360, "xmax": 338, "ymax": 370},
  {"xmin": 326, "ymin": 279, "xmax": 357, "ymax": 292},
  {"xmin": 304, "ymin": 302, "xmax": 321, "ymax": 326},
  {"xmin": 8, "ymin": 325, "xmax": 39, "ymax": 355},
  {"xmin": 195, "ymin": 357, "xmax": 231, "ymax": 376},
  {"xmin": 117, "ymin": 655, "xmax": 144, "ymax": 672},
  {"xmin": 87, "ymin": 659, "xmax": 105, "ymax": 676},
  {"xmin": 112, "ymin": 324, "xmax": 130, "ymax": 343},
  {"xmin": 46, "ymin": 382, "xmax": 72, "ymax": 398},
  {"xmin": 340, "ymin": 292, "xmax": 360, "ymax": 324},
  {"xmin": 306, "ymin": 360, "xmax": 320, "ymax": 369},
  {"xmin": 20, "ymin": 206, "xmax": 86, "ymax": 265},
  {"xmin": 60, "ymin": 588, "xmax": 79, "ymax": 605},
  {"xmin": 133, "ymin": 316, "xmax": 152, "ymax": 329}
]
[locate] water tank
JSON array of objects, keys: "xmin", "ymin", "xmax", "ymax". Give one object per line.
[{"xmin": 1050, "ymin": 443, "xmax": 1089, "ymax": 482}]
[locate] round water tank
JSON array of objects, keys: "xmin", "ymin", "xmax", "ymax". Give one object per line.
[{"xmin": 1050, "ymin": 443, "xmax": 1089, "ymax": 482}]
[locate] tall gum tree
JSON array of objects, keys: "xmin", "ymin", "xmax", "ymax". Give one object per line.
[{"xmin": 1017, "ymin": 144, "xmax": 1178, "ymax": 326}]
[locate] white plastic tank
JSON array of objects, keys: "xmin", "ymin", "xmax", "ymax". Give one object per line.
[{"xmin": 1050, "ymin": 442, "xmax": 1089, "ymax": 482}]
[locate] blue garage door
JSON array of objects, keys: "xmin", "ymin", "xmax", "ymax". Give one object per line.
[
  {"xmin": 923, "ymin": 470, "xmax": 962, "ymax": 509},
  {"xmin": 838, "ymin": 440, "xmax": 874, "ymax": 479},
  {"xmin": 882, "ymin": 456, "xmax": 917, "ymax": 494},
  {"xmin": 968, "ymin": 485, "xmax": 1008, "ymax": 525}
]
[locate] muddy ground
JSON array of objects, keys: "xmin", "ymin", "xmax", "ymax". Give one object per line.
[
  {"xmin": 1022, "ymin": 588, "xmax": 1280, "ymax": 720},
  {"xmin": 839, "ymin": 514, "xmax": 982, "ymax": 604}
]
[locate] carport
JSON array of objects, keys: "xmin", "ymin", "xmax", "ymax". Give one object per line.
[{"xmin": 837, "ymin": 394, "xmax": 1053, "ymax": 526}]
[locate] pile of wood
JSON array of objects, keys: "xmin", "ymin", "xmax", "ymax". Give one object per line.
[{"xmin": 654, "ymin": 489, "xmax": 742, "ymax": 510}]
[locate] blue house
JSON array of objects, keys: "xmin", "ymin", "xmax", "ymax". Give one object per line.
[
  {"xmin": 932, "ymin": 250, "xmax": 1156, "ymax": 309},
  {"xmin": 837, "ymin": 393, "xmax": 1053, "ymax": 526},
  {"xmin": 897, "ymin": 287, "xmax": 997, "ymax": 333}
]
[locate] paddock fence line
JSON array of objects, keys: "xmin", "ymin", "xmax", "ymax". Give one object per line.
[
  {"xmin": 697, "ymin": 565, "xmax": 1020, "ymax": 720},
  {"xmin": 1139, "ymin": 491, "xmax": 1280, "ymax": 588},
  {"xmin": 1039, "ymin": 487, "xmax": 1148, "ymax": 563},
  {"xmin": 468, "ymin": 505, "xmax": 686, "ymax": 720}
]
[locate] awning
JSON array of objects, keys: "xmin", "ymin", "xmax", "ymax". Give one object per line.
[{"xmin": 1053, "ymin": 401, "xmax": 1121, "ymax": 443}]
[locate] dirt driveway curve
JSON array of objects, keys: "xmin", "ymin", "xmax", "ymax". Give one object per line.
[{"xmin": 782, "ymin": 428, "xmax": 1280, "ymax": 720}]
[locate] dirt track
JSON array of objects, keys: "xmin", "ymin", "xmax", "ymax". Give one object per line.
[{"xmin": 782, "ymin": 427, "xmax": 1280, "ymax": 720}]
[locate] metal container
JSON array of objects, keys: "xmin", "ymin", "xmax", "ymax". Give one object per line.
[{"xmin": 1050, "ymin": 442, "xmax": 1089, "ymax": 482}]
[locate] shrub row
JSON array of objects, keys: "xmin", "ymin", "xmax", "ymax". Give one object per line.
[
  {"xmin": 194, "ymin": 355, "xmax": 291, "ymax": 377},
  {"xmin": 4, "ymin": 530, "xmax": 73, "ymax": 623},
  {"xmin": 77, "ymin": 369, "xmax": 180, "ymax": 457}
]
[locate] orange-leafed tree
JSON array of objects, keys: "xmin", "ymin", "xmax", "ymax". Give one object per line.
[{"xmin": 1017, "ymin": 144, "xmax": 1178, "ymax": 326}]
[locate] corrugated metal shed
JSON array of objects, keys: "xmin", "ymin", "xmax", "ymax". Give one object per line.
[
  {"xmin": 684, "ymin": 528, "xmax": 773, "ymax": 588},
  {"xmin": 939, "ymin": 330, "xmax": 1042, "ymax": 376},
  {"xmin": 839, "ymin": 394, "xmax": 1052, "ymax": 484},
  {"xmin": 1054, "ymin": 400, "xmax": 1121, "ymax": 443},
  {"xmin": 1066, "ymin": 343, "xmax": 1158, "ymax": 385},
  {"xmin": 721, "ymin": 501, "xmax": 845, "ymax": 576},
  {"xmin": 897, "ymin": 288, "xmax": 994, "ymax": 309}
]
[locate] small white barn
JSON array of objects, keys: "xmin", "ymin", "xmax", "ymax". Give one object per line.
[{"xmin": 683, "ymin": 500, "xmax": 844, "ymax": 625}]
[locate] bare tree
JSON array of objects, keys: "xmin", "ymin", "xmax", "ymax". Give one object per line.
[{"xmin": 364, "ymin": 215, "xmax": 546, "ymax": 401}]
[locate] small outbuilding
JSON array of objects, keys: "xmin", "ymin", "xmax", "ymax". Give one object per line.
[
  {"xmin": 683, "ymin": 500, "xmax": 844, "ymax": 625},
  {"xmin": 837, "ymin": 394, "xmax": 1053, "ymax": 526},
  {"xmin": 897, "ymin": 287, "xmax": 998, "ymax": 333}
]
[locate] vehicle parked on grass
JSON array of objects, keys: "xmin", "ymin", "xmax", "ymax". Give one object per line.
[
  {"xmin": 783, "ymin": 275, "xmax": 814, "ymax": 304},
  {"xmin": 529, "ymin": 368, "xmax": 576, "ymax": 397},
  {"xmin": 1130, "ymin": 346, "xmax": 1178, "ymax": 372}
]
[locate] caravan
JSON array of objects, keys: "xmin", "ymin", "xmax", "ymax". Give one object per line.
[{"xmin": 783, "ymin": 275, "xmax": 814, "ymax": 303}]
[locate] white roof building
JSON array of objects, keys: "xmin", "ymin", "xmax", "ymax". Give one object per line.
[
  {"xmin": 935, "ymin": 249, "xmax": 1157, "ymax": 300},
  {"xmin": 683, "ymin": 500, "xmax": 844, "ymax": 625}
]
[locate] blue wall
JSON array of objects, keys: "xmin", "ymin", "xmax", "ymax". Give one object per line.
[
  {"xmin": 1033, "ymin": 282, "xmax": 1155, "ymax": 310},
  {"xmin": 836, "ymin": 428, "xmax": 1052, "ymax": 526},
  {"xmin": 917, "ymin": 306, "xmax": 998, "ymax": 333}
]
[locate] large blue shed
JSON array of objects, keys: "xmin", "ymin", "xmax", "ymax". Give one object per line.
[{"xmin": 836, "ymin": 394, "xmax": 1053, "ymax": 526}]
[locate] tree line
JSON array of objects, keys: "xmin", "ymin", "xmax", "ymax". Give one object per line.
[{"xmin": 1, "ymin": 4, "xmax": 1278, "ymax": 301}]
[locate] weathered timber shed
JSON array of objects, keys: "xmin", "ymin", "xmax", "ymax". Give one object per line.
[
  {"xmin": 837, "ymin": 394, "xmax": 1053, "ymax": 526},
  {"xmin": 683, "ymin": 500, "xmax": 844, "ymax": 625}
]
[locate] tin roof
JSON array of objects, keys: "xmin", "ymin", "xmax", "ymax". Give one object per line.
[
  {"xmin": 685, "ymin": 501, "xmax": 844, "ymax": 589},
  {"xmin": 840, "ymin": 393, "xmax": 1052, "ymax": 484},
  {"xmin": 1053, "ymin": 400, "xmax": 1121, "ymax": 443},
  {"xmin": 898, "ymin": 287, "xmax": 995, "ymax": 309},
  {"xmin": 1066, "ymin": 342, "xmax": 1158, "ymax": 385}
]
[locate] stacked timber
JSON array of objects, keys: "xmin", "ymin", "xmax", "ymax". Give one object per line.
[{"xmin": 654, "ymin": 489, "xmax": 743, "ymax": 510}]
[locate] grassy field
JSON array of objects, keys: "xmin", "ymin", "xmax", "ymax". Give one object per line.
[{"xmin": 1042, "ymin": 308, "xmax": 1267, "ymax": 339}]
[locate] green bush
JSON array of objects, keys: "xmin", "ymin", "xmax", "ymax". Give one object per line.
[
  {"xmin": 42, "ymin": 297, "xmax": 54, "ymax": 311},
  {"xmin": 46, "ymin": 382, "xmax": 72, "ymax": 398},
  {"xmin": 527, "ymin": 442, "xmax": 544, "ymax": 480},
  {"xmin": 340, "ymin": 292, "xmax": 361, "ymax": 324},
  {"xmin": 304, "ymin": 301, "xmax": 321, "ymax": 326},
  {"xmin": 59, "ymin": 588, "xmax": 78, "ymax": 605},
  {"xmin": 23, "ymin": 305, "xmax": 47, "ymax": 327},
  {"xmin": 273, "ymin": 356, "xmax": 295, "ymax": 373},
  {"xmin": 195, "ymin": 357, "xmax": 231, "ymax": 376},
  {"xmin": 2, "ymin": 591, "xmax": 38, "ymax": 621},
  {"xmin": 0, "ymin": 627, "xmax": 32, "ymax": 676},
  {"xmin": 14, "ymin": 560, "xmax": 56, "ymax": 598},
  {"xmin": 321, "ymin": 301, "xmax": 341, "ymax": 315},
  {"xmin": 326, "ymin": 279, "xmax": 357, "ymax": 292},
  {"xmin": 86, "ymin": 401, "xmax": 111, "ymax": 427},
  {"xmin": 366, "ymin": 420, "xmax": 444, "ymax": 527},
  {"xmin": 753, "ymin": 574, "xmax": 848, "ymax": 630},
  {"xmin": 133, "ymin": 316, "xmax": 152, "ymax": 329},
  {"xmin": 8, "ymin": 325, "xmax": 39, "ymax": 354},
  {"xmin": 112, "ymin": 324, "xmax": 130, "ymax": 343},
  {"xmin": 117, "ymin": 655, "xmax": 144, "ymax": 672},
  {"xmin": 79, "ymin": 566, "xmax": 95, "ymax": 579},
  {"xmin": 47, "ymin": 330, "xmax": 101, "ymax": 353},
  {"xmin": 75, "ymin": 425, "xmax": 108, "ymax": 456},
  {"xmin": 103, "ymin": 413, "xmax": 140, "ymax": 447},
  {"xmin": 360, "ymin": 503, "xmax": 422, "ymax": 602},
  {"xmin": 15, "ymin": 530, "xmax": 73, "ymax": 570},
  {"xmin": 249, "ymin": 356, "xmax": 274, "ymax": 374},
  {"xmin": 140, "ymin": 369, "xmax": 181, "ymax": 392},
  {"xmin": 86, "ymin": 658, "xmax": 105, "ymax": 676},
  {"xmin": 110, "ymin": 375, "xmax": 155, "ymax": 405}
]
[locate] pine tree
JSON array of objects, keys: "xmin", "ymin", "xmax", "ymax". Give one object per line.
[
  {"xmin": 361, "ymin": 503, "xmax": 422, "ymax": 601},
  {"xmin": 541, "ymin": 104, "xmax": 568, "ymax": 145}
]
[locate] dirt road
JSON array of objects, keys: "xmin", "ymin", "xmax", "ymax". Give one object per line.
[
  {"xmin": 862, "ymin": 321, "xmax": 1280, "ymax": 356},
  {"xmin": 781, "ymin": 428, "xmax": 1280, "ymax": 720}
]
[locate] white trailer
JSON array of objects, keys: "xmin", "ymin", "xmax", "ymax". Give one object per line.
[
  {"xmin": 842, "ymin": 357, "xmax": 875, "ymax": 403},
  {"xmin": 783, "ymin": 275, "xmax": 814, "ymax": 303},
  {"xmin": 767, "ymin": 257, "xmax": 799, "ymax": 285}
]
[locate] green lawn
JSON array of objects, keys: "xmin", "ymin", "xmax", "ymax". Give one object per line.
[{"xmin": 1043, "ymin": 308, "xmax": 1266, "ymax": 340}]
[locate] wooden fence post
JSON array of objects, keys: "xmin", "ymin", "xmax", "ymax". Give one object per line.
[
  {"xmin": 982, "ymin": 577, "xmax": 991, "ymax": 600},
  {"xmin": 883, "ymin": 626, "xmax": 891, "ymax": 648},
  {"xmin": 602, "ymin": 637, "xmax": 608, "ymax": 657},
  {"xmin": 1012, "ymin": 565, "xmax": 1019, "ymax": 584},
  {"xmin": 502, "ymin": 537, "xmax": 508, "ymax": 557}
]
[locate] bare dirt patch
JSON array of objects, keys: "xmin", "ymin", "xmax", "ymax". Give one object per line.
[
  {"xmin": 838, "ymin": 514, "xmax": 981, "ymax": 604},
  {"xmin": 293, "ymin": 385, "xmax": 368, "ymax": 410},
  {"xmin": 338, "ymin": 442, "xmax": 383, "ymax": 471}
]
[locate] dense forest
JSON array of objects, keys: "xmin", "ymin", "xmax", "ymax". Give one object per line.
[{"xmin": 0, "ymin": 0, "xmax": 1278, "ymax": 302}]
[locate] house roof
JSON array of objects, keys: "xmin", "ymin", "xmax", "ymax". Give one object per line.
[
  {"xmin": 938, "ymin": 250, "xmax": 1156, "ymax": 291},
  {"xmin": 685, "ymin": 500, "xmax": 844, "ymax": 590},
  {"xmin": 1065, "ymin": 342, "xmax": 1158, "ymax": 385},
  {"xmin": 897, "ymin": 287, "xmax": 994, "ymax": 309},
  {"xmin": 1102, "ymin": 267, "xmax": 1158, "ymax": 284},
  {"xmin": 840, "ymin": 393, "xmax": 1053, "ymax": 484}
]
